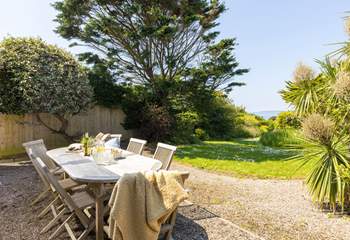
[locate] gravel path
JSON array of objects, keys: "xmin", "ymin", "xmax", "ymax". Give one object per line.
[
  {"xmin": 172, "ymin": 163, "xmax": 350, "ymax": 240},
  {"xmin": 0, "ymin": 161, "xmax": 258, "ymax": 240}
]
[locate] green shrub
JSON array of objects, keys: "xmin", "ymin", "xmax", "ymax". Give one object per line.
[
  {"xmin": 259, "ymin": 129, "xmax": 302, "ymax": 147},
  {"xmin": 233, "ymin": 126, "xmax": 261, "ymax": 138},
  {"xmin": 275, "ymin": 111, "xmax": 301, "ymax": 129},
  {"xmin": 0, "ymin": 37, "xmax": 92, "ymax": 141},
  {"xmin": 231, "ymin": 113, "xmax": 268, "ymax": 138},
  {"xmin": 259, "ymin": 124, "xmax": 269, "ymax": 133},
  {"xmin": 171, "ymin": 111, "xmax": 200, "ymax": 143},
  {"xmin": 200, "ymin": 94, "xmax": 243, "ymax": 140},
  {"xmin": 194, "ymin": 128, "xmax": 208, "ymax": 141}
]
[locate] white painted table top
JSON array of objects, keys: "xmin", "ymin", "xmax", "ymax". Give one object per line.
[{"xmin": 46, "ymin": 147, "xmax": 162, "ymax": 183}]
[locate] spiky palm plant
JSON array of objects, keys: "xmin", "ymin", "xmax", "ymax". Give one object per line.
[
  {"xmin": 280, "ymin": 75, "xmax": 325, "ymax": 116},
  {"xmin": 294, "ymin": 115, "xmax": 350, "ymax": 210},
  {"xmin": 300, "ymin": 137, "xmax": 349, "ymax": 208},
  {"xmin": 280, "ymin": 15, "xmax": 350, "ymax": 212}
]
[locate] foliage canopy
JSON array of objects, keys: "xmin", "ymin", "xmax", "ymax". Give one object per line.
[{"xmin": 0, "ymin": 37, "xmax": 93, "ymax": 140}]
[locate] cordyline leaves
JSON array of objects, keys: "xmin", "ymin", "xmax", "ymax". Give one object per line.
[
  {"xmin": 280, "ymin": 75, "xmax": 325, "ymax": 116},
  {"xmin": 290, "ymin": 134, "xmax": 350, "ymax": 208},
  {"xmin": 279, "ymin": 15, "xmax": 350, "ymax": 209}
]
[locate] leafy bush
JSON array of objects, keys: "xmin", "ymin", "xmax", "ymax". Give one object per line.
[
  {"xmin": 233, "ymin": 125, "xmax": 261, "ymax": 138},
  {"xmin": 259, "ymin": 129, "xmax": 302, "ymax": 147},
  {"xmin": 232, "ymin": 113, "xmax": 268, "ymax": 138},
  {"xmin": 139, "ymin": 105, "xmax": 173, "ymax": 142},
  {"xmin": 0, "ymin": 37, "xmax": 92, "ymax": 140},
  {"xmin": 194, "ymin": 128, "xmax": 208, "ymax": 141},
  {"xmin": 172, "ymin": 111, "xmax": 200, "ymax": 144},
  {"xmin": 194, "ymin": 93, "xmax": 243, "ymax": 140},
  {"xmin": 275, "ymin": 111, "xmax": 301, "ymax": 129}
]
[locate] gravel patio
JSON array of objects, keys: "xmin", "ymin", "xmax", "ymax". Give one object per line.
[{"xmin": 2, "ymin": 159, "xmax": 350, "ymax": 240}]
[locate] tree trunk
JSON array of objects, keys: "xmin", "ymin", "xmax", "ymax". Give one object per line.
[{"xmin": 35, "ymin": 113, "xmax": 76, "ymax": 142}]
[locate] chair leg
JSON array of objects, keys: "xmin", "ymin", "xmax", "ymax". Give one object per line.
[
  {"xmin": 77, "ymin": 219, "xmax": 96, "ymax": 240},
  {"xmin": 38, "ymin": 196, "xmax": 60, "ymax": 218},
  {"xmin": 49, "ymin": 213, "xmax": 75, "ymax": 240},
  {"xmin": 164, "ymin": 209, "xmax": 178, "ymax": 240},
  {"xmin": 31, "ymin": 189, "xmax": 50, "ymax": 206},
  {"xmin": 41, "ymin": 208, "xmax": 67, "ymax": 233}
]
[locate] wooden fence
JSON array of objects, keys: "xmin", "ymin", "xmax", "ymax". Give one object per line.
[{"xmin": 0, "ymin": 106, "xmax": 133, "ymax": 158}]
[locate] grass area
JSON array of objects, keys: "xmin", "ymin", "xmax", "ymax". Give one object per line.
[{"xmin": 174, "ymin": 139, "xmax": 310, "ymax": 179}]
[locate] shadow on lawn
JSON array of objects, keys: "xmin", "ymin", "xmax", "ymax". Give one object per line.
[{"xmin": 176, "ymin": 140, "xmax": 297, "ymax": 163}]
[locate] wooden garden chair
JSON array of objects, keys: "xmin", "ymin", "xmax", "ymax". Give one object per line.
[
  {"xmin": 23, "ymin": 140, "xmax": 82, "ymax": 205},
  {"xmin": 104, "ymin": 134, "xmax": 122, "ymax": 148},
  {"xmin": 158, "ymin": 172, "xmax": 189, "ymax": 240},
  {"xmin": 126, "ymin": 138, "xmax": 147, "ymax": 155},
  {"xmin": 153, "ymin": 143, "xmax": 177, "ymax": 170},
  {"xmin": 27, "ymin": 149, "xmax": 86, "ymax": 217},
  {"xmin": 23, "ymin": 139, "xmax": 59, "ymax": 172},
  {"xmin": 103, "ymin": 172, "xmax": 189, "ymax": 240},
  {"xmin": 34, "ymin": 157, "xmax": 96, "ymax": 240}
]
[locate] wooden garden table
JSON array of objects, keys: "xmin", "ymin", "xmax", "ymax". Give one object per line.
[{"xmin": 46, "ymin": 147, "xmax": 162, "ymax": 240}]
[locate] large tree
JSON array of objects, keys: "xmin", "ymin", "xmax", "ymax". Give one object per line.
[
  {"xmin": 0, "ymin": 37, "xmax": 93, "ymax": 141},
  {"xmin": 54, "ymin": 0, "xmax": 247, "ymax": 90},
  {"xmin": 54, "ymin": 0, "xmax": 248, "ymax": 141}
]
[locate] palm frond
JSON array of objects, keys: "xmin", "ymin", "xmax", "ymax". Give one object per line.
[{"xmin": 288, "ymin": 134, "xmax": 350, "ymax": 208}]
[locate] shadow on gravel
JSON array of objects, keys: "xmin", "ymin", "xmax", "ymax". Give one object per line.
[
  {"xmin": 173, "ymin": 204, "xmax": 218, "ymax": 240},
  {"xmin": 174, "ymin": 213, "xmax": 209, "ymax": 240}
]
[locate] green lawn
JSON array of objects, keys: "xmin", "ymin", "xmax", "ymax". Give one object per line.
[{"xmin": 174, "ymin": 139, "xmax": 310, "ymax": 179}]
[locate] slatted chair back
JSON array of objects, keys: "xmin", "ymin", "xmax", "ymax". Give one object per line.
[
  {"xmin": 126, "ymin": 138, "xmax": 147, "ymax": 155},
  {"xmin": 23, "ymin": 139, "xmax": 57, "ymax": 169},
  {"xmin": 153, "ymin": 143, "xmax": 177, "ymax": 170},
  {"xmin": 34, "ymin": 157, "xmax": 79, "ymax": 213},
  {"xmin": 110, "ymin": 134, "xmax": 122, "ymax": 138},
  {"xmin": 27, "ymin": 149, "xmax": 51, "ymax": 189}
]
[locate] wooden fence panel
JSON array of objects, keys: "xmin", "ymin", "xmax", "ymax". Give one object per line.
[{"xmin": 0, "ymin": 106, "xmax": 133, "ymax": 158}]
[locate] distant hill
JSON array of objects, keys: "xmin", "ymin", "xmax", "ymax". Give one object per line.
[{"xmin": 253, "ymin": 111, "xmax": 282, "ymax": 120}]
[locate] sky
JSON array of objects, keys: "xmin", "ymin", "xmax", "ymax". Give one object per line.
[{"xmin": 0, "ymin": 0, "xmax": 349, "ymax": 112}]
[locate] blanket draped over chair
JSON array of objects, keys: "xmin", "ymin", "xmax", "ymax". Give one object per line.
[{"xmin": 108, "ymin": 171, "xmax": 188, "ymax": 240}]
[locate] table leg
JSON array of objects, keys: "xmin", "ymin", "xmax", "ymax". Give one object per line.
[{"xmin": 90, "ymin": 183, "xmax": 105, "ymax": 240}]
